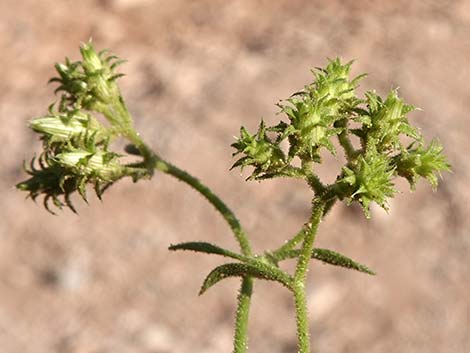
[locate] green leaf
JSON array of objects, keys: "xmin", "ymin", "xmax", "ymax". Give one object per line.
[
  {"xmin": 199, "ymin": 262, "xmax": 293, "ymax": 295},
  {"xmin": 169, "ymin": 242, "xmax": 247, "ymax": 262},
  {"xmin": 282, "ymin": 248, "xmax": 375, "ymax": 275},
  {"xmin": 312, "ymin": 248, "xmax": 375, "ymax": 275}
]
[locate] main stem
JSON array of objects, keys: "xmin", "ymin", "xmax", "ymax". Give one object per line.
[
  {"xmin": 124, "ymin": 129, "xmax": 254, "ymax": 353},
  {"xmin": 293, "ymin": 199, "xmax": 325, "ymax": 353},
  {"xmin": 154, "ymin": 158, "xmax": 254, "ymax": 353}
]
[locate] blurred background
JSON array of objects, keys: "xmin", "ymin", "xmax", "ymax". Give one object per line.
[{"xmin": 1, "ymin": 1, "xmax": 469, "ymax": 352}]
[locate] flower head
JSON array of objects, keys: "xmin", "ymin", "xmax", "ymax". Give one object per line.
[
  {"xmin": 232, "ymin": 58, "xmax": 451, "ymax": 218},
  {"xmin": 231, "ymin": 121, "xmax": 286, "ymax": 179},
  {"xmin": 50, "ymin": 41, "xmax": 126, "ymax": 121},
  {"xmin": 339, "ymin": 150, "xmax": 397, "ymax": 218},
  {"xmin": 395, "ymin": 139, "xmax": 451, "ymax": 190},
  {"xmin": 17, "ymin": 42, "xmax": 148, "ymax": 213}
]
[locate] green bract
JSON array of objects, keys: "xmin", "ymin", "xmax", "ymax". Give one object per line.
[{"xmin": 358, "ymin": 90, "xmax": 420, "ymax": 152}]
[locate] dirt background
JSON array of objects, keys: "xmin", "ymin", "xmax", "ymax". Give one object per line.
[{"xmin": 1, "ymin": 1, "xmax": 469, "ymax": 352}]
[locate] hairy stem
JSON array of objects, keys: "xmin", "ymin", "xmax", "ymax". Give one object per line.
[
  {"xmin": 124, "ymin": 132, "xmax": 255, "ymax": 353},
  {"xmin": 336, "ymin": 118, "xmax": 357, "ymax": 161},
  {"xmin": 153, "ymin": 157, "xmax": 254, "ymax": 353},
  {"xmin": 301, "ymin": 159, "xmax": 325, "ymax": 194},
  {"xmin": 233, "ymin": 277, "xmax": 253, "ymax": 353},
  {"xmin": 270, "ymin": 228, "xmax": 306, "ymax": 262},
  {"xmin": 293, "ymin": 199, "xmax": 325, "ymax": 353}
]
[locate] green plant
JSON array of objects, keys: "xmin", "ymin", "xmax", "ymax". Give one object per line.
[{"xmin": 17, "ymin": 43, "xmax": 451, "ymax": 353}]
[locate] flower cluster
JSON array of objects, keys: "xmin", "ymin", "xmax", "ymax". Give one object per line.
[
  {"xmin": 52, "ymin": 43, "xmax": 125, "ymax": 114},
  {"xmin": 277, "ymin": 59, "xmax": 364, "ymax": 161},
  {"xmin": 232, "ymin": 59, "xmax": 451, "ymax": 217},
  {"xmin": 17, "ymin": 42, "xmax": 145, "ymax": 213},
  {"xmin": 231, "ymin": 121, "xmax": 286, "ymax": 180}
]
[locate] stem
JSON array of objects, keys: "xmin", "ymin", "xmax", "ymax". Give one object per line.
[
  {"xmin": 233, "ymin": 277, "xmax": 253, "ymax": 353},
  {"xmin": 271, "ymin": 190, "xmax": 337, "ymax": 263},
  {"xmin": 151, "ymin": 158, "xmax": 253, "ymax": 353},
  {"xmin": 270, "ymin": 227, "xmax": 306, "ymax": 261},
  {"xmin": 153, "ymin": 157, "xmax": 254, "ymax": 353},
  {"xmin": 124, "ymin": 131, "xmax": 255, "ymax": 352},
  {"xmin": 336, "ymin": 118, "xmax": 357, "ymax": 161},
  {"xmin": 301, "ymin": 160, "xmax": 325, "ymax": 194},
  {"xmin": 293, "ymin": 199, "xmax": 325, "ymax": 353}
]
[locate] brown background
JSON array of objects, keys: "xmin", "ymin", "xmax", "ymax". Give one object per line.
[{"xmin": 1, "ymin": 1, "xmax": 469, "ymax": 352}]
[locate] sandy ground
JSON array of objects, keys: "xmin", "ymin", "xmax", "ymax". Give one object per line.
[{"xmin": 1, "ymin": 1, "xmax": 469, "ymax": 352}]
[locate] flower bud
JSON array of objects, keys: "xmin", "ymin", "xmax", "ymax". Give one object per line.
[
  {"xmin": 80, "ymin": 42, "xmax": 104, "ymax": 72},
  {"xmin": 51, "ymin": 41, "xmax": 126, "ymax": 114},
  {"xmin": 29, "ymin": 111, "xmax": 106, "ymax": 141},
  {"xmin": 56, "ymin": 150, "xmax": 124, "ymax": 180},
  {"xmin": 78, "ymin": 41, "xmax": 120, "ymax": 105}
]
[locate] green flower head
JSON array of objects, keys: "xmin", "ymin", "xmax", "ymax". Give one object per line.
[
  {"xmin": 395, "ymin": 139, "xmax": 451, "ymax": 190},
  {"xmin": 358, "ymin": 90, "xmax": 421, "ymax": 153},
  {"xmin": 16, "ymin": 150, "xmax": 123, "ymax": 213},
  {"xmin": 276, "ymin": 58, "xmax": 365, "ymax": 161},
  {"xmin": 231, "ymin": 121, "xmax": 286, "ymax": 179},
  {"xmin": 50, "ymin": 40, "xmax": 126, "ymax": 113},
  {"xmin": 340, "ymin": 150, "xmax": 397, "ymax": 218}
]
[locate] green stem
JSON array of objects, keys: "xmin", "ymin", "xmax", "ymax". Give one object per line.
[
  {"xmin": 293, "ymin": 199, "xmax": 325, "ymax": 353},
  {"xmin": 123, "ymin": 131, "xmax": 254, "ymax": 353},
  {"xmin": 154, "ymin": 157, "xmax": 254, "ymax": 353},
  {"xmin": 336, "ymin": 118, "xmax": 357, "ymax": 161},
  {"xmin": 233, "ymin": 277, "xmax": 253, "ymax": 353},
  {"xmin": 270, "ymin": 227, "xmax": 306, "ymax": 262},
  {"xmin": 301, "ymin": 160, "xmax": 325, "ymax": 194},
  {"xmin": 270, "ymin": 188, "xmax": 337, "ymax": 263}
]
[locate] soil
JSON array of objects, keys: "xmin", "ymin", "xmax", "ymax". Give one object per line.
[{"xmin": 1, "ymin": 1, "xmax": 469, "ymax": 352}]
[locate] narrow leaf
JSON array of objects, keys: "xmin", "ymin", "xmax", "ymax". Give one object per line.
[
  {"xmin": 312, "ymin": 248, "xmax": 376, "ymax": 275},
  {"xmin": 283, "ymin": 248, "xmax": 375, "ymax": 275},
  {"xmin": 200, "ymin": 262, "xmax": 293, "ymax": 295},
  {"xmin": 169, "ymin": 242, "xmax": 247, "ymax": 262}
]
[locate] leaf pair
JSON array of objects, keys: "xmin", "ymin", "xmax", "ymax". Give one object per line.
[{"xmin": 169, "ymin": 241, "xmax": 375, "ymax": 295}]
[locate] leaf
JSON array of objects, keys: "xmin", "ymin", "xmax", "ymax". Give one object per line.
[
  {"xmin": 283, "ymin": 248, "xmax": 375, "ymax": 275},
  {"xmin": 312, "ymin": 248, "xmax": 375, "ymax": 275},
  {"xmin": 199, "ymin": 262, "xmax": 293, "ymax": 295},
  {"xmin": 169, "ymin": 242, "xmax": 247, "ymax": 262}
]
